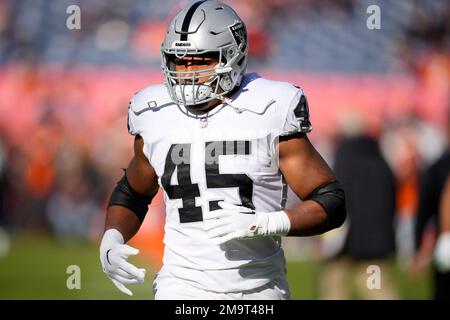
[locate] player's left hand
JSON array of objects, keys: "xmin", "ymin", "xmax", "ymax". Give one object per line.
[
  {"xmin": 204, "ymin": 201, "xmax": 290, "ymax": 245},
  {"xmin": 434, "ymin": 232, "xmax": 450, "ymax": 272}
]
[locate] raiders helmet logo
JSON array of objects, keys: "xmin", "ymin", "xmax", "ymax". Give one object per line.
[{"xmin": 229, "ymin": 22, "xmax": 247, "ymax": 51}]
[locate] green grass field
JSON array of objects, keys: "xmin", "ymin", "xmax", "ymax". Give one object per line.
[{"xmin": 0, "ymin": 234, "xmax": 432, "ymax": 300}]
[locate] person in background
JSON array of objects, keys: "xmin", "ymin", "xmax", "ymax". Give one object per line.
[
  {"xmin": 319, "ymin": 113, "xmax": 399, "ymax": 299},
  {"xmin": 413, "ymin": 114, "xmax": 450, "ymax": 300}
]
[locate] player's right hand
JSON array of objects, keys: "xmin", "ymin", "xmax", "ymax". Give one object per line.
[{"xmin": 99, "ymin": 229, "xmax": 146, "ymax": 296}]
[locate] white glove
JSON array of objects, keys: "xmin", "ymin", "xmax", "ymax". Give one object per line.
[
  {"xmin": 434, "ymin": 232, "xmax": 450, "ymax": 272},
  {"xmin": 204, "ymin": 202, "xmax": 291, "ymax": 245},
  {"xmin": 100, "ymin": 229, "xmax": 146, "ymax": 296}
]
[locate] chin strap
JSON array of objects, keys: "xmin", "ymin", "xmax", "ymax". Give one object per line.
[{"xmin": 220, "ymin": 96, "xmax": 276, "ymax": 115}]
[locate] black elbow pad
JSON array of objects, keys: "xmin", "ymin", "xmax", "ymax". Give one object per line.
[
  {"xmin": 305, "ymin": 180, "xmax": 346, "ymax": 229},
  {"xmin": 108, "ymin": 174, "xmax": 155, "ymax": 222}
]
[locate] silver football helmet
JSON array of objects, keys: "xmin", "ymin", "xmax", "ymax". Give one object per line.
[{"xmin": 161, "ymin": 0, "xmax": 248, "ymax": 106}]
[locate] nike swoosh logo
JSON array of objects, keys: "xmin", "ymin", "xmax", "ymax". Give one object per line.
[
  {"xmin": 210, "ymin": 30, "xmax": 227, "ymax": 35},
  {"xmin": 106, "ymin": 249, "xmax": 112, "ymax": 265}
]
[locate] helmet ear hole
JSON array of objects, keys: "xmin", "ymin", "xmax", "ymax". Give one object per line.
[
  {"xmin": 237, "ymin": 56, "xmax": 245, "ymax": 67},
  {"xmin": 221, "ymin": 55, "xmax": 227, "ymax": 64}
]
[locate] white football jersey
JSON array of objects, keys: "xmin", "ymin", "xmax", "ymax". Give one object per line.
[{"xmin": 127, "ymin": 73, "xmax": 312, "ymax": 292}]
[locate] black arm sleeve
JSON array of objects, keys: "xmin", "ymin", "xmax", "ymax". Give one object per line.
[
  {"xmin": 108, "ymin": 174, "xmax": 156, "ymax": 222},
  {"xmin": 305, "ymin": 180, "xmax": 347, "ymax": 230}
]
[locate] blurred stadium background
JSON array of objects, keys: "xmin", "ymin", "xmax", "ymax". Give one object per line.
[{"xmin": 0, "ymin": 0, "xmax": 449, "ymax": 299}]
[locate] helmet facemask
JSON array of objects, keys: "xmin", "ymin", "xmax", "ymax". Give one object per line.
[{"xmin": 161, "ymin": 42, "xmax": 246, "ymax": 107}]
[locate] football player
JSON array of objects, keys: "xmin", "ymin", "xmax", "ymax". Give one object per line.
[{"xmin": 100, "ymin": 0, "xmax": 346, "ymax": 300}]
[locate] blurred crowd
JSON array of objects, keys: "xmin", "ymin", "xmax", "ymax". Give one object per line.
[
  {"xmin": 1, "ymin": 0, "xmax": 449, "ymax": 71},
  {"xmin": 0, "ymin": 0, "xmax": 450, "ymax": 298}
]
